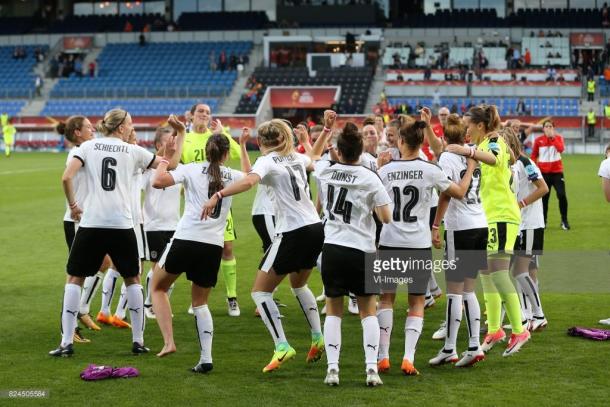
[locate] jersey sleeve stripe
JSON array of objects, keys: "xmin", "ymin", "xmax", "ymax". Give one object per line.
[
  {"xmin": 146, "ymin": 154, "xmax": 156, "ymax": 169},
  {"xmin": 73, "ymin": 155, "xmax": 85, "ymax": 166}
]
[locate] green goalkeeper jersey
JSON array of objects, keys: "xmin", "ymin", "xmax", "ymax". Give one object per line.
[{"xmin": 181, "ymin": 128, "xmax": 241, "ymax": 164}]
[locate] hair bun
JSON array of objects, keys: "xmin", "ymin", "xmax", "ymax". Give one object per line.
[
  {"xmin": 415, "ymin": 120, "xmax": 427, "ymax": 130},
  {"xmin": 56, "ymin": 122, "xmax": 67, "ymax": 135},
  {"xmin": 342, "ymin": 122, "xmax": 359, "ymax": 137},
  {"xmin": 446, "ymin": 114, "xmax": 461, "ymax": 126}
]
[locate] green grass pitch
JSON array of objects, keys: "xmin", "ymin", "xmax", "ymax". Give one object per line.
[{"xmin": 1, "ymin": 152, "xmax": 609, "ymax": 406}]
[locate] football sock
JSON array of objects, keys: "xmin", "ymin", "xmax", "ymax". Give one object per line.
[
  {"xmin": 362, "ymin": 316, "xmax": 380, "ymax": 372},
  {"xmin": 513, "ymin": 279, "xmax": 530, "ymax": 323},
  {"xmin": 252, "ymin": 291, "xmax": 287, "ymax": 347},
  {"xmin": 463, "ymin": 291, "xmax": 482, "ymax": 350},
  {"xmin": 126, "ymin": 284, "xmax": 145, "ymax": 344},
  {"xmin": 480, "ymin": 273, "xmax": 502, "ymax": 333},
  {"xmin": 144, "ymin": 268, "xmax": 154, "ymax": 306},
  {"xmin": 324, "ymin": 315, "xmax": 341, "ymax": 371},
  {"xmin": 516, "ymin": 273, "xmax": 544, "ymax": 318},
  {"xmin": 100, "ymin": 268, "xmax": 120, "ymax": 315},
  {"xmin": 376, "ymin": 308, "xmax": 393, "ymax": 360},
  {"xmin": 61, "ymin": 283, "xmax": 81, "ymax": 347},
  {"xmin": 404, "ymin": 316, "xmax": 423, "ymax": 362},
  {"xmin": 193, "ymin": 304, "xmax": 213, "ymax": 364},
  {"xmin": 221, "ymin": 258, "xmax": 237, "ymax": 299},
  {"xmin": 79, "ymin": 271, "xmax": 103, "ymax": 315},
  {"xmin": 291, "ymin": 285, "xmax": 322, "ymax": 336},
  {"xmin": 114, "ymin": 283, "xmax": 128, "ymax": 320},
  {"xmin": 444, "ymin": 294, "xmax": 462, "ymax": 352},
  {"xmin": 491, "ymin": 270, "xmax": 524, "ymax": 334}
]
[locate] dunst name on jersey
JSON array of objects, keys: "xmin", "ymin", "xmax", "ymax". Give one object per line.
[
  {"xmin": 200, "ymin": 166, "xmax": 234, "ymax": 180},
  {"xmin": 93, "ymin": 143, "xmax": 129, "ymax": 153},
  {"xmin": 330, "ymin": 170, "xmax": 359, "ymax": 184},
  {"xmin": 271, "ymin": 155, "xmax": 298, "ymax": 164},
  {"xmin": 387, "ymin": 170, "xmax": 423, "ymax": 181}
]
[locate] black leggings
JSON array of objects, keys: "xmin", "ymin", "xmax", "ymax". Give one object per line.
[{"xmin": 542, "ymin": 172, "xmax": 568, "ymax": 223}]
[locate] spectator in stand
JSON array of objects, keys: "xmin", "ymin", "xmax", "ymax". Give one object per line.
[
  {"xmin": 344, "ymin": 97, "xmax": 357, "ymax": 114},
  {"xmin": 538, "ymin": 30, "xmax": 545, "ymax": 37},
  {"xmin": 432, "ymin": 88, "xmax": 441, "ymax": 112},
  {"xmin": 587, "ymin": 77, "xmax": 596, "ymax": 101},
  {"xmin": 218, "ymin": 51, "xmax": 227, "ymax": 72},
  {"xmin": 230, "ymin": 54, "xmax": 238, "ymax": 71},
  {"xmin": 524, "ymin": 48, "xmax": 531, "ymax": 67},
  {"xmin": 557, "ymin": 73, "xmax": 565, "ymax": 82},
  {"xmin": 396, "ymin": 73, "xmax": 404, "ymax": 82},
  {"xmin": 546, "ymin": 65, "xmax": 557, "ymax": 81},
  {"xmin": 516, "ymin": 98, "xmax": 528, "ymax": 115},
  {"xmin": 512, "ymin": 47, "xmax": 521, "ymax": 69},
  {"xmin": 587, "ymin": 108, "xmax": 597, "ymax": 138},
  {"xmin": 35, "ymin": 75, "xmax": 43, "ymax": 97},
  {"xmin": 124, "ymin": 20, "xmax": 133, "ymax": 32},
  {"xmin": 603, "ymin": 3, "xmax": 610, "ymax": 27},
  {"xmin": 139, "ymin": 32, "xmax": 146, "ymax": 47},
  {"xmin": 423, "ymin": 65, "xmax": 432, "ymax": 80},
  {"xmin": 531, "ymin": 120, "xmax": 570, "ymax": 230},
  {"xmin": 88, "ymin": 60, "xmax": 96, "ymax": 77},
  {"xmin": 450, "ymin": 103, "xmax": 458, "ymax": 114},
  {"xmin": 74, "ymin": 57, "xmax": 83, "ymax": 77}
]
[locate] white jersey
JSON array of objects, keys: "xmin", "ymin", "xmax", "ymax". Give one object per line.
[
  {"xmin": 315, "ymin": 160, "xmax": 391, "ymax": 253},
  {"xmin": 419, "ymin": 150, "xmax": 439, "ymax": 207},
  {"xmin": 387, "ymin": 147, "xmax": 401, "ymax": 160},
  {"xmin": 438, "ymin": 151, "xmax": 487, "ymax": 231},
  {"xmin": 64, "ymin": 146, "xmax": 88, "ymax": 222},
  {"xmin": 599, "ymin": 157, "xmax": 610, "ymax": 179},
  {"xmin": 378, "ymin": 158, "xmax": 452, "ymax": 248},
  {"xmin": 131, "ymin": 170, "xmax": 144, "ymax": 226},
  {"xmin": 250, "ymin": 152, "xmax": 320, "ymax": 233},
  {"xmin": 513, "ymin": 156, "xmax": 545, "ymax": 230},
  {"xmin": 169, "ymin": 162, "xmax": 243, "ymax": 247},
  {"xmin": 251, "ymin": 184, "xmax": 275, "ymax": 216},
  {"xmin": 73, "ymin": 137, "xmax": 155, "ymax": 229},
  {"xmin": 142, "ymin": 169, "xmax": 181, "ymax": 232},
  {"xmin": 359, "ymin": 152, "xmax": 378, "ymax": 172}
]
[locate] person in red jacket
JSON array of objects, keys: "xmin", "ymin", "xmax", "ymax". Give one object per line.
[{"xmin": 530, "ymin": 120, "xmax": 570, "ymax": 230}]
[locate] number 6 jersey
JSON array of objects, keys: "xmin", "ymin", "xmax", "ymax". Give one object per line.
[
  {"xmin": 74, "ymin": 137, "xmax": 155, "ymax": 229},
  {"xmin": 314, "ymin": 160, "xmax": 392, "ymax": 253},
  {"xmin": 378, "ymin": 158, "xmax": 452, "ymax": 248},
  {"xmin": 250, "ymin": 152, "xmax": 320, "ymax": 233}
]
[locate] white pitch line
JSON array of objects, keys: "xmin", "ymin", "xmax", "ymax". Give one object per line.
[{"xmin": 0, "ymin": 167, "xmax": 62, "ymax": 176}]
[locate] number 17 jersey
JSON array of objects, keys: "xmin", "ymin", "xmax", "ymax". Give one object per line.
[
  {"xmin": 378, "ymin": 158, "xmax": 451, "ymax": 248},
  {"xmin": 314, "ymin": 160, "xmax": 392, "ymax": 253},
  {"xmin": 250, "ymin": 152, "xmax": 320, "ymax": 234}
]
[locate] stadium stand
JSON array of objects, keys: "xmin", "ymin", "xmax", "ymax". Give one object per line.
[
  {"xmin": 387, "ymin": 97, "xmax": 580, "ymax": 117},
  {"xmin": 177, "ymin": 12, "xmax": 269, "ymax": 31},
  {"xmin": 0, "ymin": 45, "xmax": 48, "ymax": 98},
  {"xmin": 41, "ymin": 98, "xmax": 219, "ymax": 117},
  {"xmin": 235, "ymin": 66, "xmax": 372, "ymax": 114},
  {"xmin": 0, "ymin": 100, "xmax": 27, "ymax": 117},
  {"xmin": 49, "ymin": 13, "xmax": 168, "ymax": 33},
  {"xmin": 521, "ymin": 37, "xmax": 570, "ymax": 66},
  {"xmin": 50, "ymin": 41, "xmax": 252, "ymax": 99}
]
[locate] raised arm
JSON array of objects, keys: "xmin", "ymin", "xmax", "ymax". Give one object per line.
[
  {"xmin": 239, "ymin": 127, "xmax": 253, "ymax": 173},
  {"xmin": 309, "ymin": 110, "xmax": 336, "ymax": 161},
  {"xmin": 149, "ymin": 114, "xmax": 186, "ymax": 170},
  {"xmin": 62, "ymin": 158, "xmax": 84, "ymax": 221},
  {"xmin": 445, "ymin": 144, "xmax": 497, "ymax": 165},
  {"xmin": 152, "ymin": 135, "xmax": 178, "ymax": 189},
  {"xmin": 421, "ymin": 107, "xmax": 443, "ymax": 159},
  {"xmin": 212, "ymin": 118, "xmax": 242, "ymax": 160}
]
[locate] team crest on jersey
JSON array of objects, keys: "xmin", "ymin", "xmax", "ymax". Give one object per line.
[{"xmin": 151, "ymin": 251, "xmax": 157, "ymax": 258}]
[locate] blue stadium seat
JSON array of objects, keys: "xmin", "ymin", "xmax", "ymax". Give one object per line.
[{"xmin": 41, "ymin": 98, "xmax": 219, "ymax": 117}]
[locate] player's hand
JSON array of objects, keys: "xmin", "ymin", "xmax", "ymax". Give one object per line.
[
  {"xmin": 70, "ymin": 205, "xmax": 83, "ymax": 222},
  {"xmin": 420, "ymin": 106, "xmax": 432, "ymax": 125},
  {"xmin": 432, "ymin": 228, "xmax": 442, "ymax": 249},
  {"xmin": 211, "ymin": 119, "xmax": 223, "ymax": 135},
  {"xmin": 239, "ymin": 127, "xmax": 250, "ymax": 145},
  {"xmin": 163, "ymin": 135, "xmax": 177, "ymax": 160},
  {"xmin": 446, "ymin": 144, "xmax": 470, "ymax": 156},
  {"xmin": 295, "ymin": 124, "xmax": 309, "ymax": 145},
  {"xmin": 323, "ymin": 110, "xmax": 337, "ymax": 129},
  {"xmin": 167, "ymin": 114, "xmax": 186, "ymax": 133},
  {"xmin": 201, "ymin": 195, "xmax": 218, "ymax": 220},
  {"xmin": 377, "ymin": 150, "xmax": 392, "ymax": 168}
]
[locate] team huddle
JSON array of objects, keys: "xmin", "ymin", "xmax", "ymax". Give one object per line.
[{"xmin": 50, "ymin": 102, "xmax": 550, "ymax": 387}]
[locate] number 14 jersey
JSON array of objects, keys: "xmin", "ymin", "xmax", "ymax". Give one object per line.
[
  {"xmin": 378, "ymin": 158, "xmax": 451, "ymax": 248},
  {"xmin": 314, "ymin": 160, "xmax": 391, "ymax": 253}
]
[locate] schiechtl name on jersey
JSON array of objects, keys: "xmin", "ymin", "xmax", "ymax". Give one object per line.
[
  {"xmin": 93, "ymin": 143, "xmax": 129, "ymax": 153},
  {"xmin": 201, "ymin": 166, "xmax": 234, "ymax": 180},
  {"xmin": 387, "ymin": 170, "xmax": 423, "ymax": 181},
  {"xmin": 330, "ymin": 170, "xmax": 358, "ymax": 184}
]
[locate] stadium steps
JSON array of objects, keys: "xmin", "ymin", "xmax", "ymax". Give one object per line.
[
  {"xmin": 218, "ymin": 44, "xmax": 263, "ymax": 114},
  {"xmin": 579, "ymin": 100, "xmax": 600, "ymax": 116},
  {"xmin": 364, "ymin": 62, "xmax": 386, "ymax": 114},
  {"xmin": 19, "ymin": 78, "xmax": 58, "ymax": 116}
]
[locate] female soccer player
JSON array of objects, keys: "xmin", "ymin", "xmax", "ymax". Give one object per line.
[
  {"xmin": 182, "ymin": 103, "xmax": 242, "ymax": 316},
  {"xmin": 446, "ymin": 105, "xmax": 531, "ymax": 357},
  {"xmin": 376, "ymin": 117, "xmax": 475, "ymax": 375},
  {"xmin": 142, "ymin": 126, "xmax": 182, "ymax": 319},
  {"xmin": 504, "ymin": 128, "xmax": 549, "ymax": 331},
  {"xmin": 598, "ymin": 144, "xmax": 610, "ymax": 325},
  {"xmin": 49, "ymin": 109, "xmax": 184, "ymax": 357},
  {"xmin": 315, "ymin": 122, "xmax": 392, "ymax": 386},
  {"xmin": 151, "ymin": 132, "xmax": 248, "ymax": 372},
  {"xmin": 57, "ymin": 116, "xmax": 111, "ymax": 334},
  {"xmin": 201, "ymin": 113, "xmax": 335, "ymax": 373},
  {"xmin": 430, "ymin": 114, "xmax": 487, "ymax": 367}
]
